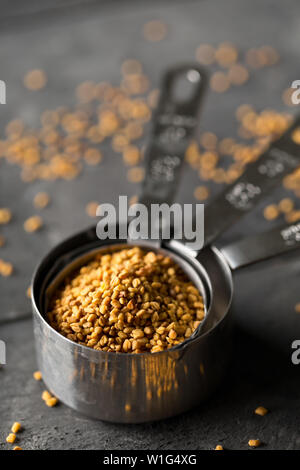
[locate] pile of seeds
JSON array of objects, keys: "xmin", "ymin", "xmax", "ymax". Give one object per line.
[{"xmin": 47, "ymin": 246, "xmax": 205, "ymax": 353}]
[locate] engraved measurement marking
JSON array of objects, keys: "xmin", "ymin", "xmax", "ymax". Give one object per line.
[
  {"xmin": 158, "ymin": 114, "xmax": 197, "ymax": 128},
  {"xmin": 225, "ymin": 182, "xmax": 261, "ymax": 210},
  {"xmin": 258, "ymin": 148, "xmax": 299, "ymax": 178},
  {"xmin": 158, "ymin": 126, "xmax": 187, "ymax": 145},
  {"xmin": 150, "ymin": 155, "xmax": 181, "ymax": 182},
  {"xmin": 281, "ymin": 223, "xmax": 300, "ymax": 246}
]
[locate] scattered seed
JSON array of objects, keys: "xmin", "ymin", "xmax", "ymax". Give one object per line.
[
  {"xmin": 24, "ymin": 69, "xmax": 47, "ymax": 91},
  {"xmin": 0, "ymin": 259, "xmax": 13, "ymax": 277},
  {"xmin": 13, "ymin": 446, "xmax": 22, "ymax": 450},
  {"xmin": 86, "ymin": 201, "xmax": 99, "ymax": 218},
  {"xmin": 24, "ymin": 215, "xmax": 43, "ymax": 232},
  {"xmin": 11, "ymin": 422, "xmax": 21, "ymax": 434},
  {"xmin": 215, "ymin": 445, "xmax": 224, "ymax": 450},
  {"xmin": 215, "ymin": 42, "xmax": 238, "ymax": 67},
  {"xmin": 84, "ymin": 148, "xmax": 102, "ymax": 166},
  {"xmin": 127, "ymin": 166, "xmax": 145, "ymax": 183},
  {"xmin": 46, "ymin": 397, "xmax": 58, "ymax": 407},
  {"xmin": 195, "ymin": 44, "xmax": 215, "ymax": 65},
  {"xmin": 33, "ymin": 370, "xmax": 42, "ymax": 381},
  {"xmin": 34, "ymin": 192, "xmax": 50, "ymax": 209},
  {"xmin": 143, "ymin": 20, "xmax": 167, "ymax": 42},
  {"xmin": 278, "ymin": 198, "xmax": 294, "ymax": 213},
  {"xmin": 248, "ymin": 439, "xmax": 261, "ymax": 448},
  {"xmin": 255, "ymin": 406, "xmax": 268, "ymax": 416},
  {"xmin": 263, "ymin": 204, "xmax": 279, "ymax": 220},
  {"xmin": 0, "ymin": 208, "xmax": 12, "ymax": 225},
  {"xmin": 210, "ymin": 71, "xmax": 230, "ymax": 93},
  {"xmin": 228, "ymin": 64, "xmax": 249, "ymax": 85},
  {"xmin": 194, "ymin": 186, "xmax": 210, "ymax": 201},
  {"xmin": 295, "ymin": 303, "xmax": 300, "ymax": 313},
  {"xmin": 6, "ymin": 433, "xmax": 16, "ymax": 444}
]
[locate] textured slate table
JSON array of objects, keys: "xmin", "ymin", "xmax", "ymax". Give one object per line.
[{"xmin": 1, "ymin": 0, "xmax": 300, "ymax": 450}]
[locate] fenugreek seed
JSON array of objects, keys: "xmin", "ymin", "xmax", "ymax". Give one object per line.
[
  {"xmin": 42, "ymin": 390, "xmax": 52, "ymax": 401},
  {"xmin": 24, "ymin": 215, "xmax": 43, "ymax": 232},
  {"xmin": 48, "ymin": 247, "xmax": 204, "ymax": 353},
  {"xmin": 0, "ymin": 208, "xmax": 12, "ymax": 224},
  {"xmin": 86, "ymin": 201, "xmax": 99, "ymax": 218},
  {"xmin": 132, "ymin": 329, "xmax": 144, "ymax": 339},
  {"xmin": 215, "ymin": 445, "xmax": 224, "ymax": 450},
  {"xmin": 263, "ymin": 204, "xmax": 279, "ymax": 220},
  {"xmin": 46, "ymin": 397, "xmax": 58, "ymax": 407},
  {"xmin": 6, "ymin": 433, "xmax": 16, "ymax": 443},
  {"xmin": 169, "ymin": 329, "xmax": 177, "ymax": 340},
  {"xmin": 34, "ymin": 192, "xmax": 50, "ymax": 209},
  {"xmin": 33, "ymin": 370, "xmax": 42, "ymax": 381},
  {"xmin": 248, "ymin": 439, "xmax": 261, "ymax": 448},
  {"xmin": 255, "ymin": 406, "xmax": 268, "ymax": 416},
  {"xmin": 13, "ymin": 446, "xmax": 22, "ymax": 450},
  {"xmin": 24, "ymin": 69, "xmax": 47, "ymax": 90},
  {"xmin": 11, "ymin": 422, "xmax": 21, "ymax": 434}
]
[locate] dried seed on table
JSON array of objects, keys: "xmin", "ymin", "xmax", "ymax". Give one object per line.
[
  {"xmin": 33, "ymin": 370, "xmax": 42, "ymax": 381},
  {"xmin": 0, "ymin": 208, "xmax": 12, "ymax": 224},
  {"xmin": 34, "ymin": 192, "xmax": 50, "ymax": 209},
  {"xmin": 11, "ymin": 422, "xmax": 21, "ymax": 433},
  {"xmin": 6, "ymin": 433, "xmax": 16, "ymax": 444},
  {"xmin": 24, "ymin": 69, "xmax": 47, "ymax": 90},
  {"xmin": 24, "ymin": 215, "xmax": 43, "ymax": 232},
  {"xmin": 248, "ymin": 439, "xmax": 261, "ymax": 448},
  {"xmin": 254, "ymin": 406, "xmax": 268, "ymax": 416}
]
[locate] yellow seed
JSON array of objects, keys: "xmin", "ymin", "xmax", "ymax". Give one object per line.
[
  {"xmin": 195, "ymin": 44, "xmax": 215, "ymax": 65},
  {"xmin": 0, "ymin": 208, "xmax": 12, "ymax": 224},
  {"xmin": 194, "ymin": 186, "xmax": 209, "ymax": 201},
  {"xmin": 6, "ymin": 433, "xmax": 16, "ymax": 443},
  {"xmin": 228, "ymin": 64, "xmax": 249, "ymax": 86},
  {"xmin": 24, "ymin": 215, "xmax": 43, "ymax": 232},
  {"xmin": 210, "ymin": 71, "xmax": 230, "ymax": 93},
  {"xmin": 263, "ymin": 204, "xmax": 279, "ymax": 220},
  {"xmin": 143, "ymin": 20, "xmax": 167, "ymax": 42},
  {"xmin": 278, "ymin": 198, "xmax": 294, "ymax": 213},
  {"xmin": 293, "ymin": 303, "xmax": 300, "ymax": 315},
  {"xmin": 248, "ymin": 439, "xmax": 261, "ymax": 448},
  {"xmin": 13, "ymin": 446, "xmax": 22, "ymax": 450},
  {"xmin": 45, "ymin": 397, "xmax": 58, "ymax": 407},
  {"xmin": 34, "ymin": 192, "xmax": 50, "ymax": 209},
  {"xmin": 215, "ymin": 42, "xmax": 238, "ymax": 67},
  {"xmin": 84, "ymin": 148, "xmax": 102, "ymax": 166},
  {"xmin": 24, "ymin": 69, "xmax": 47, "ymax": 90},
  {"xmin": 0, "ymin": 259, "xmax": 13, "ymax": 277},
  {"xmin": 33, "ymin": 370, "xmax": 42, "ymax": 381},
  {"xmin": 42, "ymin": 390, "xmax": 52, "ymax": 401},
  {"xmin": 255, "ymin": 406, "xmax": 268, "ymax": 416},
  {"xmin": 215, "ymin": 445, "xmax": 224, "ymax": 450},
  {"xmin": 291, "ymin": 128, "xmax": 300, "ymax": 144},
  {"xmin": 127, "ymin": 167, "xmax": 145, "ymax": 183},
  {"xmin": 11, "ymin": 422, "xmax": 21, "ymax": 434},
  {"xmin": 86, "ymin": 201, "xmax": 99, "ymax": 218}
]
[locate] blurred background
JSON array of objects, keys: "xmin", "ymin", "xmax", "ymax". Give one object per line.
[{"xmin": 1, "ymin": 0, "xmax": 300, "ymax": 450}]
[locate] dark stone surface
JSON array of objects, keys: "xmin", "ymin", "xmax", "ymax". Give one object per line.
[{"xmin": 1, "ymin": 0, "xmax": 300, "ymax": 450}]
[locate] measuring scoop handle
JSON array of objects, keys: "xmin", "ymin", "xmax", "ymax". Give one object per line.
[
  {"xmin": 203, "ymin": 115, "xmax": 300, "ymax": 247},
  {"xmin": 219, "ymin": 222, "xmax": 300, "ymax": 270},
  {"xmin": 139, "ymin": 63, "xmax": 207, "ymax": 208}
]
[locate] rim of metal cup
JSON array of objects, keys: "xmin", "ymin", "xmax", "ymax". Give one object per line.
[{"xmin": 31, "ymin": 226, "xmax": 234, "ymax": 357}]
